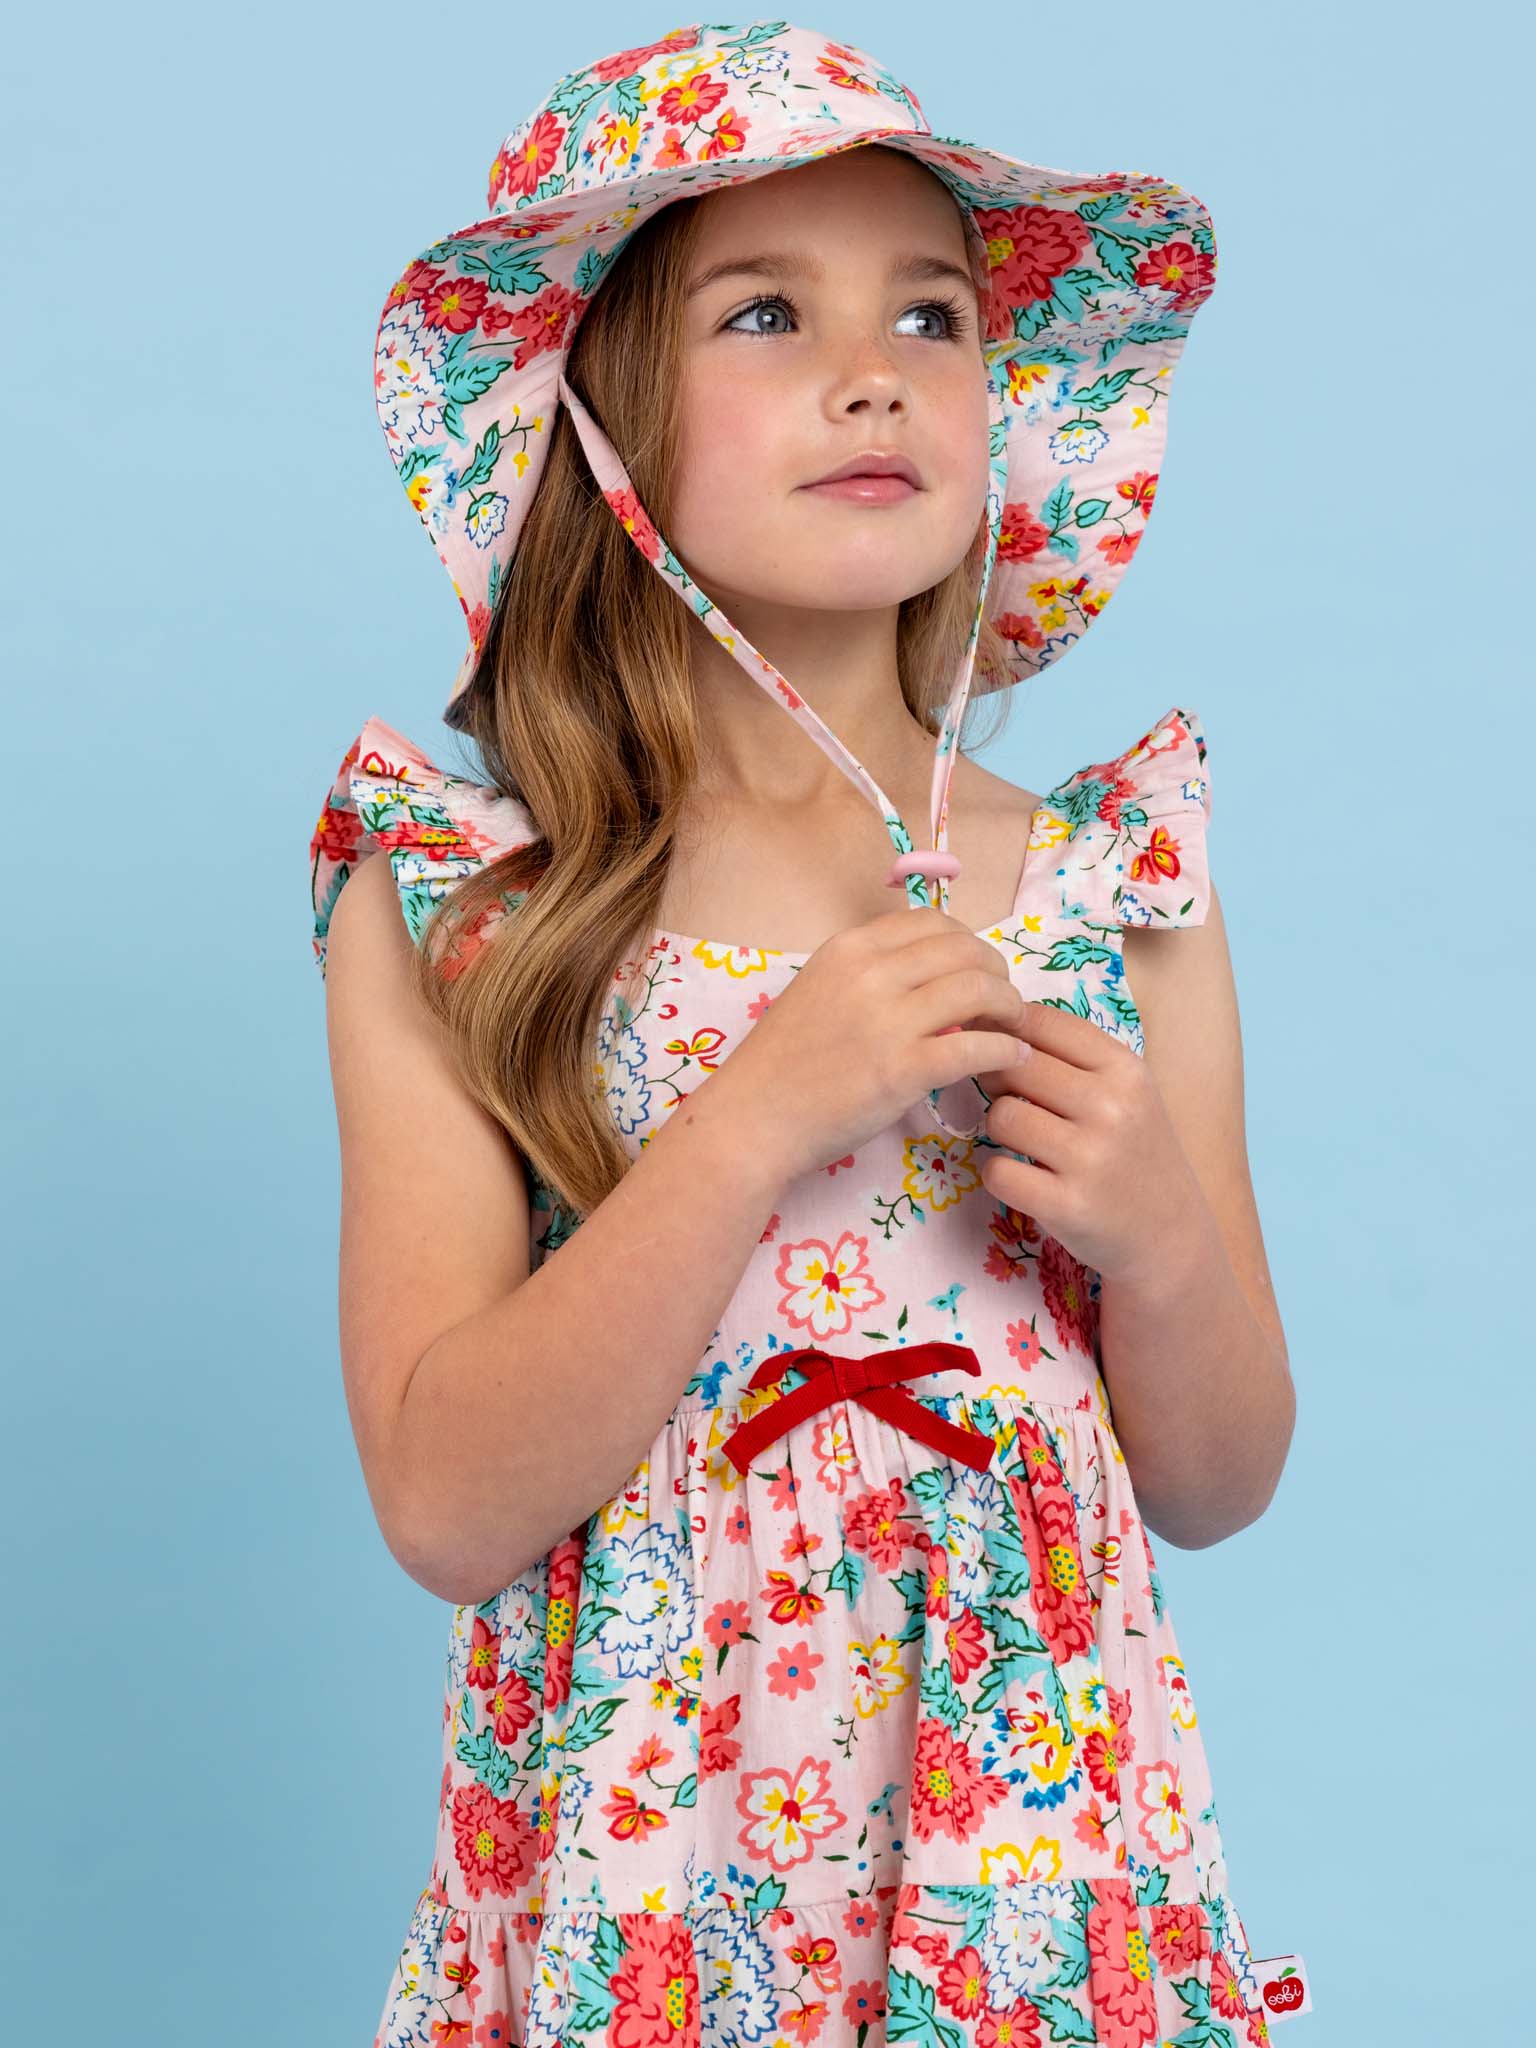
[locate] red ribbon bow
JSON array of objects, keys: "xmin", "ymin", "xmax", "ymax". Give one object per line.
[{"xmin": 719, "ymin": 1341, "xmax": 994, "ymax": 1476}]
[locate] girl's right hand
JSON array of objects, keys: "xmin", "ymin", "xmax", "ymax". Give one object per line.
[{"xmin": 710, "ymin": 907, "xmax": 1030, "ymax": 1183}]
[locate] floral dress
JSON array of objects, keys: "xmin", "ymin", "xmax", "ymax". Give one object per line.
[{"xmin": 309, "ymin": 701, "xmax": 1279, "ymax": 2048}]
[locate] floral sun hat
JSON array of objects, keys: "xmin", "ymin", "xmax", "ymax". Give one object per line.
[{"xmin": 372, "ymin": 18, "xmax": 1217, "ymax": 1135}]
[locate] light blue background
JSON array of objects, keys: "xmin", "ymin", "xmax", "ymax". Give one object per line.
[{"xmin": 8, "ymin": 4, "xmax": 1530, "ymax": 2042}]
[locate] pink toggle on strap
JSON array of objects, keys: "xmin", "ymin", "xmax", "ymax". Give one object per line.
[{"xmin": 886, "ymin": 849, "xmax": 963, "ymax": 887}]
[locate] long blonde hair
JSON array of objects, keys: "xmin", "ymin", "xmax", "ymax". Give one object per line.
[{"xmin": 410, "ymin": 151, "xmax": 1014, "ymax": 1233}]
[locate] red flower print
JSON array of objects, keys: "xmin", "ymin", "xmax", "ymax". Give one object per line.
[
  {"xmin": 786, "ymin": 1932, "xmax": 841, "ymax": 1992},
  {"xmin": 1210, "ymin": 1946, "xmax": 1253, "ymax": 2020},
  {"xmin": 1083, "ymin": 1707, "xmax": 1131, "ymax": 1803},
  {"xmin": 972, "ymin": 203, "xmax": 1092, "ymax": 328},
  {"xmin": 992, "ymin": 610, "xmax": 1045, "ymax": 653},
  {"xmin": 1117, "ymin": 470, "xmax": 1158, "ymax": 515},
  {"xmin": 768, "ymin": 1638, "xmax": 824, "ymax": 1700},
  {"xmin": 449, "ymin": 1780, "xmax": 536, "ymax": 1901},
  {"xmin": 722, "ymin": 1500, "xmax": 751, "ymax": 1545},
  {"xmin": 600, "ymin": 1784, "xmax": 668, "ymax": 1843},
  {"xmin": 1148, "ymin": 1900, "xmax": 1212, "ymax": 1974},
  {"xmin": 656, "ymin": 73, "xmax": 728, "ymax": 123},
  {"xmin": 473, "ymin": 2007, "xmax": 516, "ymax": 2047},
  {"xmin": 782, "ymin": 2004, "xmax": 829, "ymax": 2042},
  {"xmin": 925, "ymin": 1541, "xmax": 950, "ymax": 1616},
  {"xmin": 843, "ymin": 1897, "xmax": 883, "ymax": 1938},
  {"xmin": 1005, "ymin": 1318, "xmax": 1044, "ymax": 1373},
  {"xmin": 735, "ymin": 1755, "xmax": 848, "ymax": 1870},
  {"xmin": 1006, "ymin": 1429, "xmax": 1097, "ymax": 1662},
  {"xmin": 907, "ymin": 1717, "xmax": 1010, "ymax": 1844},
  {"xmin": 946, "ymin": 1604, "xmax": 989, "ymax": 1684},
  {"xmin": 628, "ymin": 1734, "xmax": 673, "ymax": 1774},
  {"xmin": 419, "ymin": 269, "xmax": 491, "ymax": 337},
  {"xmin": 466, "ymin": 1614, "xmax": 503, "ymax": 1690},
  {"xmin": 1135, "ymin": 237, "xmax": 1216, "ymax": 309},
  {"xmin": 1072, "ymin": 1795, "xmax": 1116, "ymax": 1855},
  {"xmin": 782, "ymin": 1526, "xmax": 823, "ymax": 1562},
  {"xmin": 980, "ymin": 2000, "xmax": 1045, "ymax": 2046},
  {"xmin": 494, "ymin": 110, "xmax": 564, "ymax": 204},
  {"xmin": 998, "ymin": 502, "xmax": 1052, "ymax": 562},
  {"xmin": 938, "ymin": 1943, "xmax": 991, "ymax": 2018},
  {"xmin": 1038, "ymin": 1234, "xmax": 1098, "ymax": 1357},
  {"xmin": 604, "ymin": 484, "xmax": 662, "ymax": 561},
  {"xmin": 510, "ymin": 282, "xmax": 585, "ymax": 372},
  {"xmin": 1095, "ymin": 528, "xmax": 1144, "ymax": 565},
  {"xmin": 488, "ymin": 1669, "xmax": 535, "ymax": 1745},
  {"xmin": 543, "ymin": 1531, "xmax": 583, "ymax": 1712},
  {"xmin": 766, "ymin": 1465, "xmax": 803, "ymax": 1514},
  {"xmin": 843, "ymin": 1477, "xmax": 921, "ymax": 1571},
  {"xmin": 704, "ymin": 1599, "xmax": 752, "ymax": 1651},
  {"xmin": 698, "ymin": 1693, "xmax": 743, "ymax": 1780},
  {"xmin": 1086, "ymin": 1880, "xmax": 1158, "ymax": 2048},
  {"xmin": 654, "ymin": 128, "xmax": 691, "ymax": 169},
  {"xmin": 609, "ymin": 1911, "xmax": 703, "ymax": 2048},
  {"xmin": 700, "ymin": 110, "xmax": 748, "ymax": 159},
  {"xmin": 1129, "ymin": 823, "xmax": 1184, "ymax": 888},
  {"xmin": 588, "ymin": 30, "xmax": 699, "ymax": 84},
  {"xmin": 844, "ymin": 1979, "xmax": 888, "ymax": 2027},
  {"xmin": 817, "ymin": 42, "xmax": 881, "ymax": 95},
  {"xmin": 761, "ymin": 1569, "xmax": 826, "ymax": 1626}
]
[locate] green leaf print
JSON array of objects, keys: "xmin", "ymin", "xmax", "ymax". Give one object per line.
[
  {"xmin": 973, "ymin": 1653, "xmax": 1041, "ymax": 1715},
  {"xmin": 453, "ymin": 1725, "xmax": 514, "ymax": 1796},
  {"xmin": 559, "ymin": 1698, "xmax": 624, "ymax": 1753},
  {"xmin": 918, "ymin": 1655, "xmax": 967, "ymax": 1732},
  {"xmin": 986, "ymin": 1605, "xmax": 1050, "ymax": 1657},
  {"xmin": 886, "ymin": 1969, "xmax": 966, "ymax": 2048},
  {"xmin": 828, "ymin": 1548, "xmax": 867, "ymax": 1604},
  {"xmin": 1030, "ymin": 1990, "xmax": 1097, "ymax": 2041}
]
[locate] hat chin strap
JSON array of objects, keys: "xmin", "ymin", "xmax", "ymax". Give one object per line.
[{"xmin": 555, "ymin": 367, "xmax": 1011, "ymax": 1142}]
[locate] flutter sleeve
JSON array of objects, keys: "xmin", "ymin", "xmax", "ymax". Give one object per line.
[
  {"xmin": 1048, "ymin": 704, "xmax": 1213, "ymax": 930},
  {"xmin": 308, "ymin": 713, "xmax": 541, "ymax": 977}
]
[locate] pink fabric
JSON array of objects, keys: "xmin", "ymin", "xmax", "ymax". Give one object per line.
[{"xmin": 309, "ymin": 700, "xmax": 1274, "ymax": 2046}]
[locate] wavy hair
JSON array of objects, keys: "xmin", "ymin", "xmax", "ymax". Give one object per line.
[{"xmin": 409, "ymin": 151, "xmax": 1014, "ymax": 1230}]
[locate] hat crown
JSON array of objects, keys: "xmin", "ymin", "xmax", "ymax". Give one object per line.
[{"xmin": 484, "ymin": 22, "xmax": 930, "ymax": 216}]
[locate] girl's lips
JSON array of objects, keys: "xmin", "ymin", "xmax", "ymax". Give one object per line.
[{"xmin": 801, "ymin": 475, "xmax": 920, "ymax": 504}]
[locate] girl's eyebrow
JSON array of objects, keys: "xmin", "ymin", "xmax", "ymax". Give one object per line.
[{"xmin": 687, "ymin": 250, "xmax": 979, "ymax": 301}]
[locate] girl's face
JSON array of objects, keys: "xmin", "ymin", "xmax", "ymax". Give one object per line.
[{"xmin": 671, "ymin": 148, "xmax": 992, "ymax": 627}]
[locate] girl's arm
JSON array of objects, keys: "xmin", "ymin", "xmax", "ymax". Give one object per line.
[
  {"xmin": 323, "ymin": 850, "xmax": 791, "ymax": 1607},
  {"xmin": 1099, "ymin": 880, "xmax": 1295, "ymax": 1548}
]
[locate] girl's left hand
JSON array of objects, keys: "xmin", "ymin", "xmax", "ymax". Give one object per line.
[{"xmin": 971, "ymin": 1000, "xmax": 1211, "ymax": 1286}]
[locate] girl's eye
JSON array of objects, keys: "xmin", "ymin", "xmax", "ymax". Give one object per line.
[{"xmin": 722, "ymin": 290, "xmax": 969, "ymax": 341}]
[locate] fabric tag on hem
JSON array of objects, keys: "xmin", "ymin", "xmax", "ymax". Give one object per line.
[{"xmin": 1251, "ymin": 1953, "xmax": 1312, "ymax": 2021}]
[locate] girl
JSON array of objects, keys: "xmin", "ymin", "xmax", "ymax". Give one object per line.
[{"xmin": 310, "ymin": 23, "xmax": 1299, "ymax": 2048}]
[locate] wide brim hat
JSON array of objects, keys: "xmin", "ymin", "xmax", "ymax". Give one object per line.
[{"xmin": 371, "ymin": 19, "xmax": 1215, "ymax": 1135}]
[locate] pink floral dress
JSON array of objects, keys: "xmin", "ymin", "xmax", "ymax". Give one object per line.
[{"xmin": 309, "ymin": 701, "xmax": 1278, "ymax": 2048}]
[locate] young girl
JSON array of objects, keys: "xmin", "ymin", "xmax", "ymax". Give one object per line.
[{"xmin": 310, "ymin": 23, "xmax": 1301, "ymax": 2048}]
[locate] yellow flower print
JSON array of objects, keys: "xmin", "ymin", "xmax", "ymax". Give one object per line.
[
  {"xmin": 848, "ymin": 1635, "xmax": 910, "ymax": 1718},
  {"xmin": 691, "ymin": 939, "xmax": 787, "ymax": 977},
  {"xmin": 901, "ymin": 1132, "xmax": 984, "ymax": 1213},
  {"xmin": 979, "ymin": 1837, "xmax": 1064, "ymax": 1886}
]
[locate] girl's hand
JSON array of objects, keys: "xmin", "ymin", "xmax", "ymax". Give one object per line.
[
  {"xmin": 973, "ymin": 1004, "xmax": 1209, "ymax": 1286},
  {"xmin": 709, "ymin": 908, "xmax": 1031, "ymax": 1185}
]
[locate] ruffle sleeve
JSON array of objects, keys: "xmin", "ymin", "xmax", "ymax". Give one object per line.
[
  {"xmin": 1049, "ymin": 703, "xmax": 1213, "ymax": 930},
  {"xmin": 308, "ymin": 714, "xmax": 541, "ymax": 977}
]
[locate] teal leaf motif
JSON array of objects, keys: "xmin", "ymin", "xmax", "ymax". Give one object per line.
[
  {"xmin": 1071, "ymin": 369, "xmax": 1136, "ymax": 413},
  {"xmin": 1030, "ymin": 1992, "xmax": 1097, "ymax": 2041},
  {"xmin": 828, "ymin": 1549, "xmax": 866, "ymax": 1606},
  {"xmin": 886, "ymin": 1968, "xmax": 966, "ymax": 2048},
  {"xmin": 559, "ymin": 1698, "xmax": 624, "ymax": 1753},
  {"xmin": 1045, "ymin": 934, "xmax": 1116, "ymax": 972}
]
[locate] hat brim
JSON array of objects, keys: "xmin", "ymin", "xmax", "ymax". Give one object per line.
[{"xmin": 373, "ymin": 122, "xmax": 1215, "ymax": 717}]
